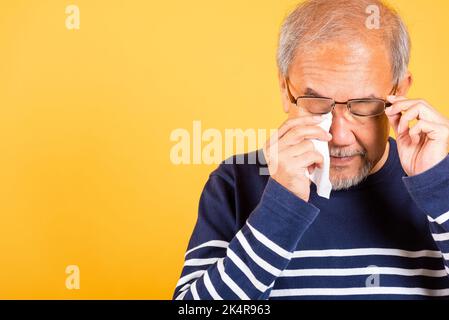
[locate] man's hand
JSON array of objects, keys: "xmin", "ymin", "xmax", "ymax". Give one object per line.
[
  {"xmin": 386, "ymin": 96, "xmax": 449, "ymax": 176},
  {"xmin": 263, "ymin": 115, "xmax": 332, "ymax": 202}
]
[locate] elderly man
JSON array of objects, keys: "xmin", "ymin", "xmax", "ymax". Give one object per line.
[{"xmin": 174, "ymin": 0, "xmax": 449, "ymax": 299}]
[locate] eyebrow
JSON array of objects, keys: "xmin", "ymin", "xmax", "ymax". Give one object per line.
[
  {"xmin": 304, "ymin": 87, "xmax": 324, "ymax": 97},
  {"xmin": 303, "ymin": 87, "xmax": 381, "ymax": 100}
]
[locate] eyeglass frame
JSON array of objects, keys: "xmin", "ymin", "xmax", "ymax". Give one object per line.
[{"xmin": 285, "ymin": 77, "xmax": 399, "ymax": 117}]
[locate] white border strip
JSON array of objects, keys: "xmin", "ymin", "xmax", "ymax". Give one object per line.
[
  {"xmin": 227, "ymin": 248, "xmax": 268, "ymax": 292},
  {"xmin": 280, "ymin": 267, "xmax": 447, "ymax": 277},
  {"xmin": 184, "ymin": 257, "xmax": 220, "ymax": 266},
  {"xmin": 204, "ymin": 271, "xmax": 222, "ymax": 300},
  {"xmin": 428, "ymin": 211, "xmax": 449, "ymax": 225},
  {"xmin": 185, "ymin": 240, "xmax": 229, "ymax": 257},
  {"xmin": 270, "ymin": 286, "xmax": 449, "ymax": 297},
  {"xmin": 236, "ymin": 231, "xmax": 281, "ymax": 276},
  {"xmin": 176, "ymin": 270, "xmax": 206, "ymax": 288},
  {"xmin": 432, "ymin": 233, "xmax": 449, "ymax": 242},
  {"xmin": 292, "ymin": 248, "xmax": 442, "ymax": 258},
  {"xmin": 246, "ymin": 222, "xmax": 292, "ymax": 259},
  {"xmin": 217, "ymin": 258, "xmax": 250, "ymax": 300}
]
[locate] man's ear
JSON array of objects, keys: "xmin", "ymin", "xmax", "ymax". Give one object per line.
[
  {"xmin": 278, "ymin": 71, "xmax": 290, "ymax": 114},
  {"xmin": 395, "ymin": 71, "xmax": 413, "ymax": 96}
]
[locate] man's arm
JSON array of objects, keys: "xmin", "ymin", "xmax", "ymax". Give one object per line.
[
  {"xmin": 173, "ymin": 172, "xmax": 319, "ymax": 300},
  {"xmin": 403, "ymin": 155, "xmax": 449, "ymax": 274}
]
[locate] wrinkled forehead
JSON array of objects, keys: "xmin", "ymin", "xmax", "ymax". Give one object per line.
[{"xmin": 288, "ymin": 40, "xmax": 393, "ymax": 100}]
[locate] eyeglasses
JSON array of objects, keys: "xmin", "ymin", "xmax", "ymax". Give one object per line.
[{"xmin": 285, "ymin": 78, "xmax": 398, "ymax": 117}]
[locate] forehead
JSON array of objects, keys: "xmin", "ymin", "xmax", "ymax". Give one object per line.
[{"xmin": 288, "ymin": 40, "xmax": 393, "ymax": 99}]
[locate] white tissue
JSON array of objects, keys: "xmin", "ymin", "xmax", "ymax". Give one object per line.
[{"xmin": 304, "ymin": 113, "xmax": 333, "ymax": 199}]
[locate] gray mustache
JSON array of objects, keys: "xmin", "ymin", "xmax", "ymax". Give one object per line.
[{"xmin": 329, "ymin": 148, "xmax": 366, "ymax": 157}]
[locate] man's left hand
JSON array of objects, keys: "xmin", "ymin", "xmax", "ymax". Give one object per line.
[{"xmin": 385, "ymin": 95, "xmax": 449, "ymax": 176}]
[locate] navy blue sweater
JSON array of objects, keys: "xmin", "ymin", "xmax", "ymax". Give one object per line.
[{"xmin": 174, "ymin": 138, "xmax": 449, "ymax": 299}]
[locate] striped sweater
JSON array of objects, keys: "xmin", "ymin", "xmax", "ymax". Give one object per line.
[{"xmin": 173, "ymin": 138, "xmax": 449, "ymax": 300}]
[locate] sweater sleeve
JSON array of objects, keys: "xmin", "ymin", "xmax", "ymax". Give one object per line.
[
  {"xmin": 403, "ymin": 155, "xmax": 449, "ymax": 274},
  {"xmin": 173, "ymin": 170, "xmax": 320, "ymax": 300}
]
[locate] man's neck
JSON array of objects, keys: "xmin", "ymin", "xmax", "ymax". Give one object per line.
[{"xmin": 369, "ymin": 140, "xmax": 390, "ymax": 175}]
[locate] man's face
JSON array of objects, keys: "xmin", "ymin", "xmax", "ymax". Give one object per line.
[{"xmin": 282, "ymin": 40, "xmax": 394, "ymax": 189}]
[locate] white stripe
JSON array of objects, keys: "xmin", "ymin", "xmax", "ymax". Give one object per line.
[
  {"xmin": 227, "ymin": 248, "xmax": 268, "ymax": 292},
  {"xmin": 281, "ymin": 267, "xmax": 447, "ymax": 277},
  {"xmin": 185, "ymin": 240, "xmax": 229, "ymax": 257},
  {"xmin": 176, "ymin": 270, "xmax": 206, "ymax": 288},
  {"xmin": 184, "ymin": 258, "xmax": 220, "ymax": 266},
  {"xmin": 432, "ymin": 233, "xmax": 449, "ymax": 241},
  {"xmin": 443, "ymin": 252, "xmax": 449, "ymax": 260},
  {"xmin": 446, "ymin": 266, "xmax": 449, "ymax": 275},
  {"xmin": 203, "ymin": 271, "xmax": 222, "ymax": 300},
  {"xmin": 191, "ymin": 281, "xmax": 200, "ymax": 300},
  {"xmin": 270, "ymin": 287, "xmax": 449, "ymax": 297},
  {"xmin": 246, "ymin": 222, "xmax": 292, "ymax": 259},
  {"xmin": 236, "ymin": 231, "xmax": 281, "ymax": 276},
  {"xmin": 175, "ymin": 290, "xmax": 189, "ymax": 300},
  {"xmin": 178, "ymin": 283, "xmax": 191, "ymax": 292},
  {"xmin": 428, "ymin": 211, "xmax": 449, "ymax": 225},
  {"xmin": 216, "ymin": 258, "xmax": 250, "ymax": 300},
  {"xmin": 291, "ymin": 248, "xmax": 442, "ymax": 258}
]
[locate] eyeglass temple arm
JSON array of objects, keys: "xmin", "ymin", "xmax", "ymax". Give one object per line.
[
  {"xmin": 285, "ymin": 78, "xmax": 297, "ymax": 104},
  {"xmin": 390, "ymin": 81, "xmax": 399, "ymax": 95},
  {"xmin": 384, "ymin": 81, "xmax": 399, "ymax": 107}
]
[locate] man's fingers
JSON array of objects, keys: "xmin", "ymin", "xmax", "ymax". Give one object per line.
[
  {"xmin": 280, "ymin": 125, "xmax": 332, "ymax": 149},
  {"xmin": 385, "ymin": 97, "xmax": 435, "ymax": 118},
  {"xmin": 283, "ymin": 140, "xmax": 315, "ymax": 158},
  {"xmin": 387, "ymin": 113, "xmax": 401, "ymax": 136},
  {"xmin": 294, "ymin": 151, "xmax": 325, "ymax": 168},
  {"xmin": 409, "ymin": 120, "xmax": 449, "ymax": 144},
  {"xmin": 267, "ymin": 115, "xmax": 325, "ymax": 148},
  {"xmin": 396, "ymin": 104, "xmax": 425, "ymax": 135},
  {"xmin": 385, "ymin": 98, "xmax": 449, "ymax": 139},
  {"xmin": 280, "ymin": 150, "xmax": 324, "ymax": 172},
  {"xmin": 278, "ymin": 115, "xmax": 324, "ymax": 137}
]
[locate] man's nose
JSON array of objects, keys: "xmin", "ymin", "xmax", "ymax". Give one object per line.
[{"xmin": 329, "ymin": 105, "xmax": 357, "ymax": 146}]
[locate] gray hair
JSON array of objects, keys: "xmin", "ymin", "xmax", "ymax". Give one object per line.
[{"xmin": 277, "ymin": 0, "xmax": 411, "ymax": 84}]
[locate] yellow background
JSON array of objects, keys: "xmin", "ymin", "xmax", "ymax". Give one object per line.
[{"xmin": 0, "ymin": 0, "xmax": 448, "ymax": 299}]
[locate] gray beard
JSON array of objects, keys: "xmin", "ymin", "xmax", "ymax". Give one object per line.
[{"xmin": 330, "ymin": 157, "xmax": 374, "ymax": 191}]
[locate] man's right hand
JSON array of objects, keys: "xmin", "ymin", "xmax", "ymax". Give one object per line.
[{"xmin": 263, "ymin": 115, "xmax": 332, "ymax": 202}]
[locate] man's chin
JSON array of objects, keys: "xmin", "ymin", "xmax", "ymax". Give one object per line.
[
  {"xmin": 329, "ymin": 173, "xmax": 365, "ymax": 191},
  {"xmin": 329, "ymin": 158, "xmax": 372, "ymax": 191}
]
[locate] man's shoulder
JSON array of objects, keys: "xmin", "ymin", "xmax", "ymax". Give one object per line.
[
  {"xmin": 207, "ymin": 150, "xmax": 269, "ymax": 224},
  {"xmin": 210, "ymin": 149, "xmax": 269, "ymax": 190}
]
